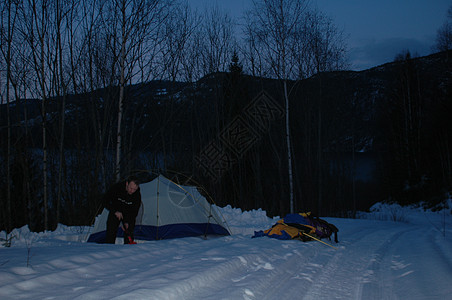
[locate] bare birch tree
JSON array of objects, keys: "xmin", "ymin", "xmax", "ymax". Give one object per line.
[
  {"xmin": 0, "ymin": 0, "xmax": 20, "ymax": 232},
  {"xmin": 245, "ymin": 0, "xmax": 309, "ymax": 213},
  {"xmin": 303, "ymin": 9, "xmax": 348, "ymax": 214},
  {"xmin": 4, "ymin": 0, "xmax": 39, "ymax": 230},
  {"xmin": 200, "ymin": 4, "xmax": 235, "ymax": 75},
  {"xmin": 54, "ymin": 0, "xmax": 71, "ymax": 224},
  {"xmin": 161, "ymin": 2, "xmax": 200, "ymax": 82},
  {"xmin": 244, "ymin": 0, "xmax": 348, "ymax": 214},
  {"xmin": 101, "ymin": 0, "xmax": 169, "ymax": 181},
  {"xmin": 22, "ymin": 0, "xmax": 53, "ymax": 230}
]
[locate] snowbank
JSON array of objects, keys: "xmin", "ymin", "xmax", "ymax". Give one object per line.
[
  {"xmin": 358, "ymin": 199, "xmax": 452, "ymax": 226},
  {"xmin": 2, "ymin": 201, "xmax": 451, "ymax": 247}
]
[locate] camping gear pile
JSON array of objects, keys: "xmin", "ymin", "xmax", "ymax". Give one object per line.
[
  {"xmin": 253, "ymin": 212, "xmax": 338, "ymax": 245},
  {"xmin": 88, "ymin": 175, "xmax": 229, "ymax": 243}
]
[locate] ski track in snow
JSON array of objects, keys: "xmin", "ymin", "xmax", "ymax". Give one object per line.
[{"xmin": 1, "ymin": 218, "xmax": 451, "ymax": 299}]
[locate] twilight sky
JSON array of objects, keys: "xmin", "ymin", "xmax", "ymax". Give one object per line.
[{"xmin": 190, "ymin": 0, "xmax": 451, "ymax": 71}]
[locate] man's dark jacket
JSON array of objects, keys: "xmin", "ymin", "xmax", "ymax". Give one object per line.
[{"xmin": 104, "ymin": 181, "xmax": 141, "ymax": 224}]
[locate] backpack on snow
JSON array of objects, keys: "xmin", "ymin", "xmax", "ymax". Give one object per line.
[
  {"xmin": 285, "ymin": 213, "xmax": 339, "ymax": 243},
  {"xmin": 305, "ymin": 213, "xmax": 339, "ymax": 243}
]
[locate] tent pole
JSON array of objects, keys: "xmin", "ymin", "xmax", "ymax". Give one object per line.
[
  {"xmin": 301, "ymin": 232, "xmax": 337, "ymax": 250},
  {"xmin": 202, "ymin": 205, "xmax": 213, "ymax": 239},
  {"xmin": 156, "ymin": 175, "xmax": 160, "ymax": 240}
]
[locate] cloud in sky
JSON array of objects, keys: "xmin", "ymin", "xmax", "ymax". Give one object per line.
[
  {"xmin": 191, "ymin": 0, "xmax": 451, "ymax": 71},
  {"xmin": 350, "ymin": 36, "xmax": 436, "ymax": 71},
  {"xmin": 314, "ymin": 0, "xmax": 450, "ymax": 70}
]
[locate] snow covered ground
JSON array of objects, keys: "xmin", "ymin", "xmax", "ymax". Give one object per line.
[{"xmin": 1, "ymin": 202, "xmax": 451, "ymax": 300}]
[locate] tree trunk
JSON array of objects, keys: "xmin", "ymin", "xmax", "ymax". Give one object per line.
[
  {"xmin": 284, "ymin": 80, "xmax": 295, "ymax": 213},
  {"xmin": 115, "ymin": 2, "xmax": 127, "ymax": 182},
  {"xmin": 5, "ymin": 0, "xmax": 13, "ymax": 232},
  {"xmin": 317, "ymin": 80, "xmax": 322, "ymax": 216},
  {"xmin": 56, "ymin": 0, "xmax": 67, "ymax": 224},
  {"xmin": 39, "ymin": 1, "xmax": 49, "ymax": 230}
]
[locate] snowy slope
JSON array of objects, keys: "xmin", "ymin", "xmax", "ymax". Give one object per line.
[{"xmin": 0, "ymin": 203, "xmax": 451, "ymax": 300}]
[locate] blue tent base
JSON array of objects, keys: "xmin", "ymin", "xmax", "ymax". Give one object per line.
[{"xmin": 87, "ymin": 223, "xmax": 229, "ymax": 243}]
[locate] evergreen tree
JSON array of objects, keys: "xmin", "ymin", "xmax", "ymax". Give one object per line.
[{"xmin": 229, "ymin": 51, "xmax": 243, "ymax": 74}]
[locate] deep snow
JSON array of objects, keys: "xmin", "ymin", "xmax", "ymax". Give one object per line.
[{"xmin": 1, "ymin": 202, "xmax": 451, "ymax": 300}]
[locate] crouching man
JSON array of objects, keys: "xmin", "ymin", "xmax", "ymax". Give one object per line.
[{"xmin": 104, "ymin": 176, "xmax": 141, "ymax": 244}]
